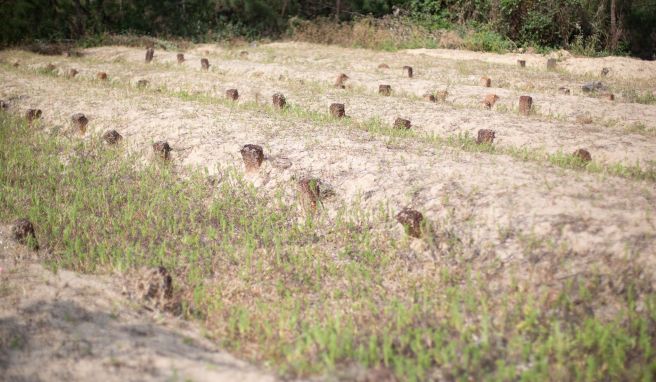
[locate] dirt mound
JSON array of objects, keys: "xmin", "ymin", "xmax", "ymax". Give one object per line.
[{"xmin": 0, "ymin": 225, "xmax": 276, "ymax": 382}]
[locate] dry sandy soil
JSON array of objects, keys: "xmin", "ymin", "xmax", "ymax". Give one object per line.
[
  {"xmin": 0, "ymin": 225, "xmax": 278, "ymax": 382},
  {"xmin": 1, "ymin": 42, "xmax": 655, "ymax": 379}
]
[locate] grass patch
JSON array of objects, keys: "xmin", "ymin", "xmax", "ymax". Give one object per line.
[
  {"xmin": 622, "ymin": 89, "xmax": 656, "ymax": 105},
  {"xmin": 2, "ymin": 111, "xmax": 656, "ymax": 381}
]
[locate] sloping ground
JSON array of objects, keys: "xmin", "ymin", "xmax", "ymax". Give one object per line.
[{"xmin": 0, "ymin": 225, "xmax": 277, "ymax": 382}]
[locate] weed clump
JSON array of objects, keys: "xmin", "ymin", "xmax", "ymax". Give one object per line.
[
  {"xmin": 96, "ymin": 72, "xmax": 108, "ymax": 81},
  {"xmin": 480, "ymin": 76, "xmax": 491, "ymax": 87},
  {"xmin": 177, "ymin": 53, "xmax": 185, "ymax": 64},
  {"xmin": 297, "ymin": 177, "xmax": 322, "ymax": 211},
  {"xmin": 379, "ymin": 84, "xmax": 391, "ymax": 96}
]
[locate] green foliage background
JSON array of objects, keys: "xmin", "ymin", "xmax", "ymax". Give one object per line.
[{"xmin": 0, "ymin": 0, "xmax": 654, "ymax": 58}]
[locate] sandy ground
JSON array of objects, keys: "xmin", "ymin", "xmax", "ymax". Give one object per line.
[
  {"xmin": 402, "ymin": 47, "xmax": 656, "ymax": 80},
  {"xmin": 4, "ymin": 44, "xmax": 655, "ymax": 167},
  {"xmin": 1, "ymin": 42, "xmax": 656, "ymax": 378},
  {"xmin": 0, "ymin": 225, "xmax": 277, "ymax": 382},
  {"xmin": 0, "ymin": 64, "xmax": 654, "ymax": 262}
]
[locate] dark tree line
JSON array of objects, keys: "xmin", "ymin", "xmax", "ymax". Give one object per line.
[{"xmin": 1, "ymin": 0, "xmax": 654, "ymax": 58}]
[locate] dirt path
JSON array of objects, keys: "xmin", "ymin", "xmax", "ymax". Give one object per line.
[{"xmin": 0, "ymin": 226, "xmax": 277, "ymax": 382}]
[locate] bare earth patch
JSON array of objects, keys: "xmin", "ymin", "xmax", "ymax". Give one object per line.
[{"xmin": 0, "ymin": 226, "xmax": 276, "ymax": 382}]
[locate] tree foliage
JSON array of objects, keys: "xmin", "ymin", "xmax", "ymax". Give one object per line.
[{"xmin": 0, "ymin": 0, "xmax": 654, "ymax": 58}]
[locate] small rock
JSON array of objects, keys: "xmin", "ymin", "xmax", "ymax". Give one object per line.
[
  {"xmin": 176, "ymin": 53, "xmax": 185, "ymax": 64},
  {"xmin": 479, "ymin": 76, "xmax": 491, "ymax": 87},
  {"xmin": 558, "ymin": 87, "xmax": 571, "ymax": 95},
  {"xmin": 96, "ymin": 72, "xmax": 108, "ymax": 80},
  {"xmin": 136, "ymin": 79, "xmax": 149, "ymax": 88},
  {"xmin": 379, "ymin": 85, "xmax": 392, "ymax": 96},
  {"xmin": 517, "ymin": 59, "xmax": 526, "ymax": 68},
  {"xmin": 581, "ymin": 81, "xmax": 606, "ymax": 93},
  {"xmin": 66, "ymin": 68, "xmax": 78, "ymax": 78},
  {"xmin": 378, "ymin": 63, "xmax": 390, "ymax": 69},
  {"xmin": 271, "ymin": 156, "xmax": 292, "ymax": 169}
]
